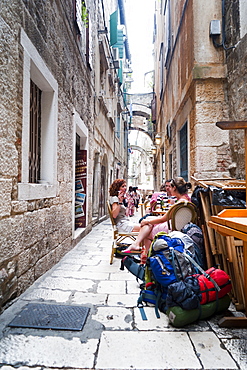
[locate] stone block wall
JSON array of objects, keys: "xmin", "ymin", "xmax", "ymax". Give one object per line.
[
  {"xmin": 0, "ymin": 0, "xmax": 96, "ymax": 311},
  {"xmin": 224, "ymin": 0, "xmax": 247, "ymax": 179}
]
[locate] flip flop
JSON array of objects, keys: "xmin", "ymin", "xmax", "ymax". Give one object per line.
[{"xmin": 121, "ymin": 248, "xmax": 142, "ymax": 254}]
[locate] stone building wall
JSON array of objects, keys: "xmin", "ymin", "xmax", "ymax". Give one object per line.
[
  {"xmin": 153, "ymin": 0, "xmax": 235, "ymax": 184},
  {"xmin": 0, "ymin": 0, "xmax": 93, "ymax": 310},
  {"xmin": 0, "ymin": 0, "xmax": 128, "ymax": 311},
  {"xmin": 224, "ymin": 0, "xmax": 247, "ymax": 179}
]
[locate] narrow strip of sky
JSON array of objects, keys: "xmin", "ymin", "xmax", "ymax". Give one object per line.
[{"xmin": 125, "ymin": 0, "xmax": 155, "ymax": 94}]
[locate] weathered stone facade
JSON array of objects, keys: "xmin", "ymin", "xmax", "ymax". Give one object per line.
[
  {"xmin": 224, "ymin": 0, "xmax": 247, "ymax": 179},
  {"xmin": 153, "ymin": 0, "xmax": 247, "ymax": 184},
  {"xmin": 0, "ymin": 0, "xmax": 131, "ymax": 310}
]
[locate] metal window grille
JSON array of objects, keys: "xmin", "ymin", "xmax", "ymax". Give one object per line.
[{"xmin": 29, "ymin": 80, "xmax": 41, "ymax": 183}]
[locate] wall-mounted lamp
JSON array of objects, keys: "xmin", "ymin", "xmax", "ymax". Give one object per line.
[
  {"xmin": 151, "ymin": 145, "xmax": 157, "ymax": 155},
  {"xmin": 155, "ymin": 134, "xmax": 162, "ymax": 145}
]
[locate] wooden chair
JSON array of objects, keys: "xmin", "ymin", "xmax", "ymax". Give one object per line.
[
  {"xmin": 166, "ymin": 200, "xmax": 198, "ymax": 231},
  {"xmin": 107, "ymin": 201, "xmax": 139, "ymax": 264}
]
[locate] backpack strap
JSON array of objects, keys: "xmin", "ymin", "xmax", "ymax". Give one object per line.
[
  {"xmin": 154, "ymin": 290, "xmax": 161, "ymax": 318},
  {"xmin": 137, "ymin": 290, "xmax": 161, "ymax": 320},
  {"xmin": 137, "ymin": 295, "xmax": 148, "ymax": 321},
  {"xmin": 169, "ymin": 247, "xmax": 183, "ymax": 281}
]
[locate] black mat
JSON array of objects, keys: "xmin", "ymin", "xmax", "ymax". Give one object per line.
[{"xmin": 8, "ymin": 303, "xmax": 90, "ymax": 331}]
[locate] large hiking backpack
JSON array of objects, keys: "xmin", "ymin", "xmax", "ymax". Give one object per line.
[
  {"xmin": 146, "ymin": 231, "xmax": 196, "ymax": 283},
  {"xmin": 137, "ymin": 232, "xmax": 199, "ymax": 319},
  {"xmin": 122, "ymin": 231, "xmax": 231, "ymax": 321}
]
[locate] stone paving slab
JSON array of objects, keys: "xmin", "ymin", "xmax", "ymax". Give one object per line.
[
  {"xmin": 92, "ymin": 306, "xmax": 133, "ymax": 330},
  {"xmin": 19, "ymin": 289, "xmax": 71, "ymax": 303},
  {"xmin": 96, "ymin": 331, "xmax": 201, "ymax": 369},
  {"xmin": 107, "ymin": 293, "xmax": 138, "ymax": 307},
  {"xmin": 97, "ymin": 280, "xmax": 126, "ymax": 294},
  {"xmin": 0, "ymin": 334, "xmax": 98, "ymax": 368},
  {"xmin": 37, "ymin": 276, "xmax": 95, "ymax": 291},
  {"xmin": 189, "ymin": 331, "xmax": 237, "ymax": 369},
  {"xmin": 51, "ymin": 269, "xmax": 110, "ymax": 280},
  {"xmin": 71, "ymin": 291, "xmax": 107, "ymax": 305}
]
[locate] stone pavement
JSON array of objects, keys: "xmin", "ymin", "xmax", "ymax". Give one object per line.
[{"xmin": 0, "ymin": 209, "xmax": 246, "ymax": 370}]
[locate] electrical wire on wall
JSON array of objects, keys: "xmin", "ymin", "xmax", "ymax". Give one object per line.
[{"xmin": 212, "ymin": 0, "xmax": 239, "ymax": 51}]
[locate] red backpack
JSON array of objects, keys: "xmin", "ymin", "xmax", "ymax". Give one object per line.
[{"xmin": 195, "ymin": 267, "xmax": 232, "ymax": 305}]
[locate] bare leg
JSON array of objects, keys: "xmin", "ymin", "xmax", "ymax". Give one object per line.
[
  {"xmin": 144, "ymin": 237, "xmax": 153, "ymax": 254},
  {"xmin": 122, "ymin": 224, "xmax": 153, "ymax": 252}
]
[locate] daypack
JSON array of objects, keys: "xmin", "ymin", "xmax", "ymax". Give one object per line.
[
  {"xmin": 195, "ymin": 267, "xmax": 232, "ymax": 304},
  {"xmin": 181, "ymin": 222, "xmax": 206, "ymax": 269},
  {"xmin": 181, "ymin": 222, "xmax": 204, "ymax": 249}
]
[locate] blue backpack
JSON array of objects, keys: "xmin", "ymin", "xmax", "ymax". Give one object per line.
[{"xmin": 137, "ymin": 232, "xmax": 198, "ymax": 319}]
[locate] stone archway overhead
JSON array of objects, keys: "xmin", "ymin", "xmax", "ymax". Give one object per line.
[
  {"xmin": 132, "ymin": 110, "xmax": 150, "ymax": 118},
  {"xmin": 132, "ymin": 104, "xmax": 151, "ymax": 118}
]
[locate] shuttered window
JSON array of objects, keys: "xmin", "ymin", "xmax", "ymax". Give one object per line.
[
  {"xmin": 115, "ymin": 29, "xmax": 124, "ymax": 58},
  {"xmin": 180, "ymin": 122, "xmax": 188, "ymax": 181},
  {"xmin": 110, "ymin": 10, "xmax": 118, "ymax": 46}
]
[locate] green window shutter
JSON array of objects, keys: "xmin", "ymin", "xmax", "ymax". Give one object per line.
[
  {"xmin": 115, "ymin": 29, "xmax": 124, "ymax": 58},
  {"xmin": 110, "ymin": 10, "xmax": 118, "ymax": 46}
]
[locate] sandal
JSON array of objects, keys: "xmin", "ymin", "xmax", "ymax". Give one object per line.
[{"xmin": 121, "ymin": 247, "xmax": 142, "ymax": 254}]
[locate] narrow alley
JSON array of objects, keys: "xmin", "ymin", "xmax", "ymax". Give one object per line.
[
  {"xmin": 1, "ymin": 0, "xmax": 247, "ymax": 368},
  {"xmin": 0, "ymin": 208, "xmax": 246, "ymax": 370}
]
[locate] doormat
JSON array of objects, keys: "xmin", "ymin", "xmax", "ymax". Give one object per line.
[{"xmin": 8, "ymin": 303, "xmax": 90, "ymax": 331}]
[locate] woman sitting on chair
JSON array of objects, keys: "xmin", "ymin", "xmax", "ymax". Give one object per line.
[
  {"xmin": 121, "ymin": 177, "xmax": 192, "ymax": 253},
  {"xmin": 109, "ymin": 179, "xmax": 153, "ymax": 252}
]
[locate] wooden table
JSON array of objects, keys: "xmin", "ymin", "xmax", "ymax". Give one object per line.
[{"xmin": 209, "ymin": 209, "xmax": 247, "ymax": 326}]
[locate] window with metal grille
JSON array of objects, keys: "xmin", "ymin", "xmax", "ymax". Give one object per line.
[
  {"xmin": 20, "ymin": 29, "xmax": 58, "ymax": 201},
  {"xmin": 180, "ymin": 121, "xmax": 188, "ymax": 181},
  {"xmin": 29, "ymin": 80, "xmax": 41, "ymax": 183}
]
